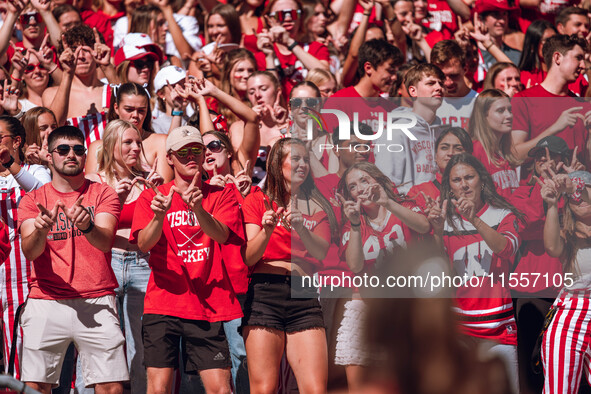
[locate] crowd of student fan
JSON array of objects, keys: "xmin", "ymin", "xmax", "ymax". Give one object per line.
[{"xmin": 0, "ymin": 0, "xmax": 591, "ymax": 393}]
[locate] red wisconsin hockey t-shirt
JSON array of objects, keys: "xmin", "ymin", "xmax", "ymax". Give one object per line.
[{"xmin": 130, "ymin": 181, "xmax": 244, "ymax": 322}]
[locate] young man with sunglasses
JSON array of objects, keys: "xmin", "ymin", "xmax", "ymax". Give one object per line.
[
  {"xmin": 17, "ymin": 126, "xmax": 128, "ymax": 394},
  {"xmin": 130, "ymin": 126, "xmax": 243, "ymax": 394},
  {"xmin": 0, "ymin": 0, "xmax": 61, "ymax": 77},
  {"xmin": 255, "ymin": 0, "xmax": 330, "ymax": 97}
]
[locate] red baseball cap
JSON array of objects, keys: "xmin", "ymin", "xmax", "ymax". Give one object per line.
[{"xmin": 114, "ymin": 45, "xmax": 159, "ymax": 67}]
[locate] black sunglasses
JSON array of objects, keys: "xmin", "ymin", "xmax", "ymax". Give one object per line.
[
  {"xmin": 132, "ymin": 58, "xmax": 155, "ymax": 70},
  {"xmin": 206, "ymin": 140, "xmax": 224, "ymax": 153},
  {"xmin": 290, "ymin": 98, "xmax": 319, "ymax": 108},
  {"xmin": 52, "ymin": 144, "xmax": 86, "ymax": 156}
]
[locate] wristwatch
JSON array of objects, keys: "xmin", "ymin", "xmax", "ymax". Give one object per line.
[{"xmin": 3, "ymin": 155, "xmax": 14, "ymax": 168}]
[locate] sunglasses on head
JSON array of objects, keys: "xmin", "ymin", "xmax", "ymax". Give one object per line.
[
  {"xmin": 269, "ymin": 9, "xmax": 301, "ymax": 23},
  {"xmin": 290, "ymin": 98, "xmax": 319, "ymax": 108},
  {"xmin": 24, "ymin": 63, "xmax": 44, "ymax": 74},
  {"xmin": 52, "ymin": 144, "xmax": 86, "ymax": 156},
  {"xmin": 19, "ymin": 12, "xmax": 42, "ymax": 26},
  {"xmin": 132, "ymin": 58, "xmax": 155, "ymax": 70},
  {"xmin": 175, "ymin": 146, "xmax": 204, "ymax": 158},
  {"xmin": 206, "ymin": 140, "xmax": 224, "ymax": 153}
]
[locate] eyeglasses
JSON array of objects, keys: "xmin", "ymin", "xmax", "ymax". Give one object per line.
[
  {"xmin": 19, "ymin": 12, "xmax": 42, "ymax": 26},
  {"xmin": 175, "ymin": 146, "xmax": 204, "ymax": 158},
  {"xmin": 290, "ymin": 97, "xmax": 319, "ymax": 108},
  {"xmin": 0, "ymin": 134, "xmax": 14, "ymax": 140},
  {"xmin": 206, "ymin": 140, "xmax": 224, "ymax": 153},
  {"xmin": 52, "ymin": 144, "xmax": 86, "ymax": 156},
  {"xmin": 24, "ymin": 64, "xmax": 44, "ymax": 74},
  {"xmin": 269, "ymin": 9, "xmax": 301, "ymax": 23},
  {"xmin": 132, "ymin": 58, "xmax": 155, "ymax": 70}
]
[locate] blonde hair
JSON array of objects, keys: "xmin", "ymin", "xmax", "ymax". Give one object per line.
[
  {"xmin": 467, "ymin": 89, "xmax": 520, "ymax": 167},
  {"xmin": 305, "ymin": 67, "xmax": 337, "ymax": 89},
  {"xmin": 97, "ymin": 120, "xmax": 145, "ymax": 185}
]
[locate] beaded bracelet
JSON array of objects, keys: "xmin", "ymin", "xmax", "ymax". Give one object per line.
[{"xmin": 569, "ymin": 177, "xmax": 585, "ymax": 202}]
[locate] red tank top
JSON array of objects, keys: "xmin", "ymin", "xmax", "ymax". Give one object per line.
[{"xmin": 119, "ymin": 200, "xmax": 136, "ymax": 229}]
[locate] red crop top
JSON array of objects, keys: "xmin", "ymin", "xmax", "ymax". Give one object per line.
[{"xmin": 242, "ymin": 189, "xmax": 331, "ymax": 266}]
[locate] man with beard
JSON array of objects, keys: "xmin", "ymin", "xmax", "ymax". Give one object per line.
[{"xmin": 17, "ymin": 126, "xmax": 127, "ymax": 394}]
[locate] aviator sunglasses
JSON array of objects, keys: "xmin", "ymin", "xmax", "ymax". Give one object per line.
[{"xmin": 52, "ymin": 144, "xmax": 86, "ymax": 156}]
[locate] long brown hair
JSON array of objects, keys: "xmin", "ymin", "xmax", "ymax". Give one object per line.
[
  {"xmin": 129, "ymin": 5, "xmax": 161, "ymax": 39},
  {"xmin": 22, "ymin": 107, "xmax": 56, "ymax": 148},
  {"xmin": 264, "ymin": 138, "xmax": 338, "ymax": 242},
  {"xmin": 560, "ymin": 200, "xmax": 591, "ymax": 274},
  {"xmin": 205, "ymin": 3, "xmax": 242, "ymax": 44},
  {"xmin": 440, "ymin": 153, "xmax": 525, "ymax": 234},
  {"xmin": 337, "ymin": 162, "xmax": 409, "ymax": 223},
  {"xmin": 467, "ymin": 89, "xmax": 520, "ymax": 167},
  {"xmin": 219, "ymin": 49, "xmax": 257, "ymax": 123}
]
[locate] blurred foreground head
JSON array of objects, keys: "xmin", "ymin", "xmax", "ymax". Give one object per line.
[{"xmin": 361, "ymin": 242, "xmax": 513, "ymax": 394}]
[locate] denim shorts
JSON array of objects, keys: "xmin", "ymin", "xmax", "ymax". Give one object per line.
[{"xmin": 241, "ymin": 274, "xmax": 325, "ymax": 334}]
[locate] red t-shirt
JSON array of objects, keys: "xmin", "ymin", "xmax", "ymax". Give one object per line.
[
  {"xmin": 130, "ymin": 181, "xmax": 244, "ymax": 321},
  {"xmin": 348, "ymin": 5, "xmax": 381, "ymax": 33},
  {"xmin": 324, "ymin": 87, "xmax": 397, "ymax": 160},
  {"xmin": 519, "ymin": 0, "xmax": 577, "ymax": 24},
  {"xmin": 242, "ymin": 189, "xmax": 331, "ymax": 266},
  {"xmin": 17, "ymin": 181, "xmax": 120, "ymax": 300},
  {"xmin": 313, "ymin": 173, "xmax": 353, "ymax": 278},
  {"xmin": 512, "ymin": 84, "xmax": 590, "ymax": 170},
  {"xmin": 217, "ymin": 183, "xmax": 256, "ymax": 295},
  {"xmin": 443, "ymin": 204, "xmax": 520, "ymax": 345},
  {"xmin": 472, "ymin": 141, "xmax": 519, "ymax": 198},
  {"xmin": 421, "ymin": 0, "xmax": 458, "ymax": 40},
  {"xmin": 254, "ymin": 41, "xmax": 330, "ymax": 97},
  {"xmin": 520, "ymin": 69, "xmax": 588, "ymax": 97},
  {"xmin": 81, "ymin": 10, "xmax": 114, "ymax": 49}
]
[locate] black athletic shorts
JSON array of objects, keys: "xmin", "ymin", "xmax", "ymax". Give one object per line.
[{"xmin": 142, "ymin": 314, "xmax": 231, "ymax": 372}]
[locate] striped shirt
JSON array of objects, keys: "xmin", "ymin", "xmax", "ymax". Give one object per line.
[{"xmin": 66, "ymin": 84, "xmax": 112, "ymax": 147}]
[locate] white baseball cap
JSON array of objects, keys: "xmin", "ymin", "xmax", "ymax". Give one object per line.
[
  {"xmin": 114, "ymin": 45, "xmax": 159, "ymax": 67},
  {"xmin": 120, "ymin": 33, "xmax": 164, "ymax": 63},
  {"xmin": 154, "ymin": 66, "xmax": 186, "ymax": 92}
]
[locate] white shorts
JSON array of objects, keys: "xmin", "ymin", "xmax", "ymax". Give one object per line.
[
  {"xmin": 19, "ymin": 295, "xmax": 129, "ymax": 387},
  {"xmin": 335, "ymin": 299, "xmax": 373, "ymax": 366}
]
